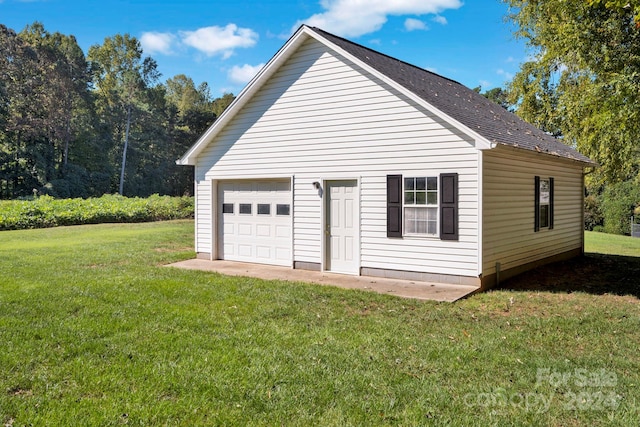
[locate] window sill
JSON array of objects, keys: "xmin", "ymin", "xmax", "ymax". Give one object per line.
[{"xmin": 402, "ymin": 233, "xmax": 440, "ymax": 239}]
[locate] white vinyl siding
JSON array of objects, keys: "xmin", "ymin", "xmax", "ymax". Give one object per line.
[
  {"xmin": 361, "ymin": 174, "xmax": 478, "ymax": 277},
  {"xmin": 482, "ymin": 148, "xmax": 584, "ymax": 276},
  {"xmin": 194, "ymin": 167, "xmax": 212, "ymax": 255},
  {"xmin": 195, "ymin": 37, "xmax": 480, "ymax": 277}
]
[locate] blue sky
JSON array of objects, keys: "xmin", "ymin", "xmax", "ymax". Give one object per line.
[{"xmin": 1, "ymin": 0, "xmax": 527, "ymax": 96}]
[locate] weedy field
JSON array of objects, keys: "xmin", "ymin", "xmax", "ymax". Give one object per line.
[{"xmin": 1, "ymin": 222, "xmax": 638, "ymax": 426}]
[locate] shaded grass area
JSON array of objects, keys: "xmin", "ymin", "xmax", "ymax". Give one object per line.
[
  {"xmin": 500, "ymin": 231, "xmax": 640, "ymax": 298},
  {"xmin": 1, "ymin": 223, "xmax": 639, "ymax": 425}
]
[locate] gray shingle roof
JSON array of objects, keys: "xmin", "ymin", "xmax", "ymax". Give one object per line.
[{"xmin": 310, "ymin": 27, "xmax": 594, "ymax": 165}]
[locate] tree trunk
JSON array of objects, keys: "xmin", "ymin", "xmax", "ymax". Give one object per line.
[{"xmin": 118, "ymin": 103, "xmax": 132, "ymax": 195}]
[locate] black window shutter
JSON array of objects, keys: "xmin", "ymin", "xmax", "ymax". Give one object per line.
[
  {"xmin": 387, "ymin": 175, "xmax": 402, "ymax": 238},
  {"xmin": 440, "ymin": 173, "xmax": 458, "ymax": 241},
  {"xmin": 549, "ymin": 177, "xmax": 554, "ymax": 230},
  {"xmin": 534, "ymin": 176, "xmax": 540, "ymax": 232}
]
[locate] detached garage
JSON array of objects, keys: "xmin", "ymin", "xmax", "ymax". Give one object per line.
[{"xmin": 178, "ymin": 25, "xmax": 595, "ymax": 290}]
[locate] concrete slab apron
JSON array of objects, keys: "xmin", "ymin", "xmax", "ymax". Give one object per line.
[{"xmin": 166, "ymin": 259, "xmax": 479, "ymax": 302}]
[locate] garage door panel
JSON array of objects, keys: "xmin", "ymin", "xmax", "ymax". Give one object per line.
[
  {"xmin": 256, "ymin": 246, "xmax": 271, "ymax": 259},
  {"xmin": 218, "ymin": 180, "xmax": 291, "ymax": 267},
  {"xmin": 276, "ymin": 247, "xmax": 291, "ymax": 261},
  {"xmin": 238, "ymin": 223, "xmax": 252, "ymax": 235},
  {"xmin": 256, "ymin": 224, "xmax": 271, "ymax": 237},
  {"xmin": 275, "ymin": 225, "xmax": 290, "ymax": 238},
  {"xmin": 238, "ymin": 244, "xmax": 252, "ymax": 257}
]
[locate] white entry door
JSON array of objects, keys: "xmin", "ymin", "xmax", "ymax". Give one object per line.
[{"xmin": 325, "ymin": 180, "xmax": 358, "ymax": 274}]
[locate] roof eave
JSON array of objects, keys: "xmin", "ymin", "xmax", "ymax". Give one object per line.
[{"xmin": 492, "ymin": 142, "xmax": 598, "ymax": 167}]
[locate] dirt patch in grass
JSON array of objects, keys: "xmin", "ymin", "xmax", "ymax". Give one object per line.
[{"xmin": 498, "ymin": 253, "xmax": 640, "ymax": 299}]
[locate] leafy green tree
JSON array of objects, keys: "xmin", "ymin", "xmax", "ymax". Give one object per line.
[
  {"xmin": 88, "ymin": 34, "xmax": 160, "ymax": 195},
  {"xmin": 1, "ymin": 22, "xmax": 226, "ymax": 199},
  {"xmin": 587, "ymin": 0, "xmax": 640, "ymax": 25},
  {"xmin": 165, "ymin": 74, "xmax": 212, "ymax": 119},
  {"xmin": 473, "ymin": 86, "xmax": 512, "ymax": 110},
  {"xmin": 1, "ymin": 23, "xmax": 95, "ymax": 198},
  {"xmin": 505, "ymin": 0, "xmax": 640, "ymax": 183},
  {"xmin": 483, "ymin": 87, "xmax": 511, "ymax": 110},
  {"xmin": 601, "ymin": 178, "xmax": 640, "ymax": 234},
  {"xmin": 212, "ymin": 93, "xmax": 235, "ymax": 118},
  {"xmin": 162, "ymin": 75, "xmax": 218, "ymax": 195}
]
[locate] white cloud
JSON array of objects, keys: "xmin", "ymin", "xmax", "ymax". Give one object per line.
[
  {"xmin": 479, "ymin": 80, "xmax": 492, "ymax": 89},
  {"xmin": 404, "ymin": 18, "xmax": 428, "ymax": 31},
  {"xmin": 228, "ymin": 63, "xmax": 265, "ymax": 84},
  {"xmin": 432, "ymin": 15, "xmax": 448, "ymax": 25},
  {"xmin": 294, "ymin": 0, "xmax": 463, "ymax": 37},
  {"xmin": 140, "ymin": 32, "xmax": 175, "ymax": 55},
  {"xmin": 180, "ymin": 24, "xmax": 259, "ymax": 58},
  {"xmin": 497, "ymin": 68, "xmax": 514, "ymax": 80}
]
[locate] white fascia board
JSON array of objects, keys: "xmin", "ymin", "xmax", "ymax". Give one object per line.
[
  {"xmin": 304, "ymin": 29, "xmax": 496, "ymax": 151},
  {"xmin": 176, "ymin": 26, "xmax": 313, "ymax": 166}
]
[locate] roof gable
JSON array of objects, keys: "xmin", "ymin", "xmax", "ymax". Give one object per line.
[{"xmin": 179, "ymin": 25, "xmax": 595, "ymax": 166}]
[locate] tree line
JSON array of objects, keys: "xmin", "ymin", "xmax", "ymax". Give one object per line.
[
  {"xmin": 476, "ymin": 1, "xmax": 640, "ymax": 234},
  {"xmin": 0, "ymin": 22, "xmax": 234, "ymax": 199},
  {"xmin": 3, "ymin": 6, "xmax": 639, "ymax": 233}
]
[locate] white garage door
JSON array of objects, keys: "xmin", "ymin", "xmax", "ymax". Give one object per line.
[{"xmin": 217, "ymin": 180, "xmax": 292, "ymax": 266}]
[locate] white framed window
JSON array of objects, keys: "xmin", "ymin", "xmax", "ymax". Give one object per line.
[
  {"xmin": 404, "ymin": 176, "xmax": 438, "ymax": 235},
  {"xmin": 534, "ymin": 176, "xmax": 554, "ymax": 232},
  {"xmin": 539, "ymin": 178, "xmax": 550, "ymax": 228}
]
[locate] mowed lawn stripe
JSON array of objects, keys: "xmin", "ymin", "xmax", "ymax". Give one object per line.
[{"xmin": 1, "ymin": 221, "xmax": 639, "ymax": 426}]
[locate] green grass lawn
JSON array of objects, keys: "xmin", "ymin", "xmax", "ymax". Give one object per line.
[{"xmin": 1, "ymin": 223, "xmax": 639, "ymax": 426}]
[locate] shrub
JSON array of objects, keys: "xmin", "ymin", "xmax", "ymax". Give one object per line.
[
  {"xmin": 601, "ymin": 179, "xmax": 640, "ymax": 235},
  {"xmin": 0, "ymin": 194, "xmax": 194, "ymax": 231},
  {"xmin": 584, "ymin": 194, "xmax": 604, "ymax": 231}
]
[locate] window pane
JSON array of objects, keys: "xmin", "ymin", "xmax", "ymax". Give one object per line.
[
  {"xmin": 276, "ymin": 204, "xmax": 290, "ymax": 216},
  {"xmin": 427, "ymin": 192, "xmax": 437, "ymax": 205},
  {"xmin": 222, "ymin": 203, "xmax": 233, "ymax": 214},
  {"xmin": 427, "ymin": 177, "xmax": 438, "ymax": 191},
  {"xmin": 540, "ymin": 205, "xmax": 549, "ymax": 228},
  {"xmin": 404, "ymin": 178, "xmax": 414, "ymax": 190},
  {"xmin": 404, "ymin": 207, "xmax": 435, "ymax": 235},
  {"xmin": 404, "ymin": 207, "xmax": 415, "ymax": 234},
  {"xmin": 427, "ymin": 207, "xmax": 437, "ymax": 221},
  {"xmin": 427, "ymin": 220, "xmax": 437, "ymax": 235},
  {"xmin": 404, "ymin": 192, "xmax": 415, "ymax": 204},
  {"xmin": 405, "ymin": 207, "xmax": 416, "ymax": 220},
  {"xmin": 414, "ymin": 207, "xmax": 428, "ymax": 220},
  {"xmin": 427, "ymin": 207, "xmax": 437, "ymax": 235},
  {"xmin": 416, "ymin": 177, "xmax": 426, "ymax": 190},
  {"xmin": 239, "ymin": 203, "xmax": 252, "ymax": 214},
  {"xmin": 257, "ymin": 204, "xmax": 270, "ymax": 215},
  {"xmin": 540, "ymin": 179, "xmax": 550, "ymax": 204},
  {"xmin": 415, "ymin": 191, "xmax": 426, "ymax": 204}
]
